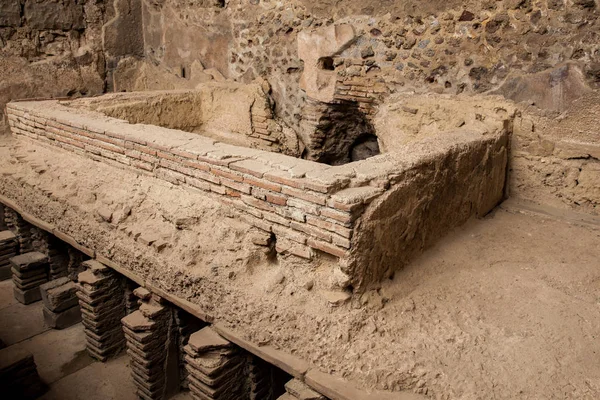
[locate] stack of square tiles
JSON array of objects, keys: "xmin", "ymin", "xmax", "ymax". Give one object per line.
[
  {"xmin": 3, "ymin": 209, "xmax": 33, "ymax": 253},
  {"xmin": 174, "ymin": 309, "xmax": 206, "ymax": 390},
  {"xmin": 276, "ymin": 379, "xmax": 326, "ymax": 400},
  {"xmin": 247, "ymin": 356, "xmax": 275, "ymax": 400},
  {"xmin": 0, "ymin": 347, "xmax": 46, "ymax": 399},
  {"xmin": 124, "ymin": 280, "xmax": 141, "ymax": 315},
  {"xmin": 76, "ymin": 260, "xmax": 126, "ymax": 361},
  {"xmin": 184, "ymin": 327, "xmax": 247, "ymax": 400},
  {"xmin": 46, "ymin": 236, "xmax": 69, "ymax": 279},
  {"xmin": 121, "ymin": 289, "xmax": 177, "ymax": 400},
  {"xmin": 40, "ymin": 277, "xmax": 81, "ymax": 329},
  {"xmin": 10, "ymin": 252, "xmax": 49, "ymax": 304},
  {"xmin": 0, "ymin": 231, "xmax": 18, "ymax": 281}
]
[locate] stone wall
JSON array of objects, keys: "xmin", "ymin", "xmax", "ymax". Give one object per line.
[
  {"xmin": 0, "ymin": 0, "xmax": 105, "ymax": 133},
  {"xmin": 106, "ymin": 0, "xmax": 600, "ymax": 213},
  {"xmin": 0, "ymin": 0, "xmax": 145, "ymax": 134}
]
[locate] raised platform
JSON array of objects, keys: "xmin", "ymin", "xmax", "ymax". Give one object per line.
[{"xmin": 6, "ymin": 94, "xmax": 508, "ymax": 289}]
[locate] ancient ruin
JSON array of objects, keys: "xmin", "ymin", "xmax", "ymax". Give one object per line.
[{"xmin": 0, "ymin": 1, "xmax": 599, "ymax": 400}]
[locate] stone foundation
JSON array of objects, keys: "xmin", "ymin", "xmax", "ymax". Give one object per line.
[{"xmin": 76, "ymin": 260, "xmax": 126, "ymax": 361}]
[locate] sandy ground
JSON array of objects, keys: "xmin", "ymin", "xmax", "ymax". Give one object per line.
[
  {"xmin": 0, "ymin": 135, "xmax": 599, "ymax": 399},
  {"xmin": 0, "ymin": 280, "xmax": 192, "ymax": 400}
]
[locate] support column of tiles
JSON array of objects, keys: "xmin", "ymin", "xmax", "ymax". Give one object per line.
[
  {"xmin": 124, "ymin": 280, "xmax": 141, "ymax": 315},
  {"xmin": 76, "ymin": 260, "xmax": 126, "ymax": 361},
  {"xmin": 10, "ymin": 252, "xmax": 49, "ymax": 304},
  {"xmin": 247, "ymin": 355, "xmax": 276, "ymax": 400},
  {"xmin": 174, "ymin": 309, "xmax": 206, "ymax": 390},
  {"xmin": 3, "ymin": 208, "xmax": 33, "ymax": 253},
  {"xmin": 40, "ymin": 277, "xmax": 81, "ymax": 329},
  {"xmin": 277, "ymin": 379, "xmax": 327, "ymax": 400},
  {"xmin": 0, "ymin": 347, "xmax": 46, "ymax": 399},
  {"xmin": 121, "ymin": 288, "xmax": 179, "ymax": 400},
  {"xmin": 184, "ymin": 327, "xmax": 248, "ymax": 400},
  {"xmin": 0, "ymin": 231, "xmax": 18, "ymax": 281}
]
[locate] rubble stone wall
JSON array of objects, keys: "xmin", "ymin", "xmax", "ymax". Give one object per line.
[{"xmin": 119, "ymin": 0, "xmax": 599, "ymax": 214}]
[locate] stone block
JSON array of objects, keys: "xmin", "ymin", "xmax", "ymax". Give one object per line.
[
  {"xmin": 0, "ymin": 346, "xmax": 46, "ymax": 399},
  {"xmin": 24, "ymin": 0, "xmax": 85, "ymax": 30},
  {"xmin": 13, "ymin": 286, "xmax": 42, "ymax": 305},
  {"xmin": 0, "ymin": 265, "xmax": 12, "ymax": 281},
  {"xmin": 43, "ymin": 305, "xmax": 82, "ymax": 329},
  {"xmin": 9, "ymin": 252, "xmax": 48, "ymax": 272},
  {"xmin": 40, "ymin": 277, "xmax": 78, "ymax": 312},
  {"xmin": 0, "ymin": 0, "xmax": 21, "ymax": 27}
]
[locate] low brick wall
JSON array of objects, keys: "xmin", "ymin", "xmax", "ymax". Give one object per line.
[
  {"xmin": 6, "ymin": 98, "xmax": 508, "ymax": 289},
  {"xmin": 6, "ymin": 100, "xmax": 378, "ymax": 260}
]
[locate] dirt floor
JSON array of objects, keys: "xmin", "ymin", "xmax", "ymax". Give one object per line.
[
  {"xmin": 0, "ymin": 279, "xmax": 192, "ymax": 400},
  {"xmin": 1, "ymin": 135, "xmax": 599, "ymax": 400}
]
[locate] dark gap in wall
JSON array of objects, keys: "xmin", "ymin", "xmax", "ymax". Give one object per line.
[
  {"xmin": 306, "ymin": 100, "xmax": 379, "ymax": 165},
  {"xmin": 350, "ymin": 133, "xmax": 380, "ymax": 162},
  {"xmin": 318, "ymin": 57, "xmax": 335, "ymax": 71}
]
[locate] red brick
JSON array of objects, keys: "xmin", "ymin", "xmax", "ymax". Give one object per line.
[
  {"xmin": 271, "ymin": 225, "xmax": 307, "ymax": 245},
  {"xmin": 125, "ymin": 149, "xmax": 142, "ymax": 160},
  {"xmin": 266, "ymin": 193, "xmax": 287, "ymax": 206},
  {"xmin": 240, "ymin": 214, "xmax": 272, "ymax": 233},
  {"xmin": 140, "ymin": 152, "xmax": 158, "ymax": 164},
  {"xmin": 241, "ymin": 195, "xmax": 276, "ymax": 213},
  {"xmin": 211, "ymin": 166, "xmax": 244, "ymax": 182},
  {"xmin": 281, "ymin": 186, "xmax": 327, "ymax": 206},
  {"xmin": 156, "ymin": 151, "xmax": 181, "ymax": 162},
  {"xmin": 210, "ymin": 184, "xmax": 227, "ymax": 195},
  {"xmin": 264, "ymin": 170, "xmax": 304, "ymax": 189},
  {"xmin": 263, "ymin": 211, "xmax": 291, "ymax": 227},
  {"xmin": 225, "ymin": 188, "xmax": 242, "ymax": 198},
  {"xmin": 320, "ymin": 208, "xmax": 354, "ymax": 225},
  {"xmin": 183, "ymin": 159, "xmax": 211, "ymax": 172},
  {"xmin": 132, "ymin": 159, "xmax": 154, "ymax": 172},
  {"xmin": 230, "ymin": 159, "xmax": 273, "ymax": 178},
  {"xmin": 170, "ymin": 148, "xmax": 199, "ymax": 160},
  {"xmin": 332, "ymin": 234, "xmax": 351, "ymax": 249},
  {"xmin": 189, "ymin": 168, "xmax": 220, "ymax": 184},
  {"xmin": 221, "ymin": 178, "xmax": 252, "ymax": 194},
  {"xmin": 243, "ymin": 175, "xmax": 282, "ymax": 193},
  {"xmin": 307, "ymin": 238, "xmax": 347, "ymax": 258},
  {"xmin": 185, "ymin": 176, "xmax": 211, "ymax": 191},
  {"xmin": 290, "ymin": 221, "xmax": 332, "ymax": 242},
  {"xmin": 306, "ymin": 216, "xmax": 353, "ymax": 238},
  {"xmin": 230, "ymin": 200, "xmax": 263, "ymax": 218},
  {"xmin": 133, "ymin": 143, "xmax": 157, "ymax": 156}
]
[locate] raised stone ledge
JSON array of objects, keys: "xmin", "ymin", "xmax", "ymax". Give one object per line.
[{"xmin": 6, "ymin": 98, "xmax": 507, "ymax": 288}]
